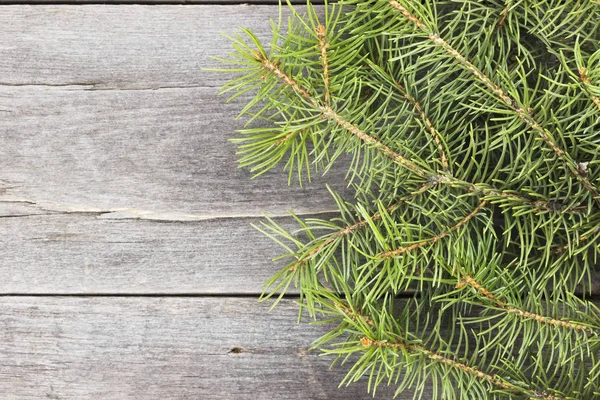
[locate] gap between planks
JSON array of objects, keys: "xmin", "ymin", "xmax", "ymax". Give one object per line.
[{"xmin": 0, "ymin": 0, "xmax": 325, "ymax": 4}]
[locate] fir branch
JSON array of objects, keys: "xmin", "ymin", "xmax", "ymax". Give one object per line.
[
  {"xmin": 337, "ymin": 301, "xmax": 375, "ymax": 326},
  {"xmin": 377, "ymin": 200, "xmax": 487, "ymax": 259},
  {"xmin": 456, "ymin": 275, "xmax": 596, "ymax": 334},
  {"xmin": 555, "ymin": 224, "xmax": 600, "ymax": 255},
  {"xmin": 387, "ymin": 0, "xmax": 600, "ymax": 209},
  {"xmin": 254, "ymin": 50, "xmax": 582, "ymax": 214},
  {"xmin": 496, "ymin": 4, "xmax": 511, "ymax": 29},
  {"xmin": 219, "ymin": 3, "xmax": 600, "ymax": 397},
  {"xmin": 343, "ymin": 300, "xmax": 527, "ymax": 395},
  {"xmin": 275, "ymin": 130, "xmax": 299, "ymax": 146},
  {"xmin": 326, "ymin": 293, "xmax": 583, "ymax": 399},
  {"xmin": 393, "ymin": 78, "xmax": 449, "ymax": 170},
  {"xmin": 358, "ymin": 337, "xmax": 560, "ymax": 398},
  {"xmin": 255, "ymin": 51, "xmax": 427, "ymax": 177},
  {"xmin": 289, "ymin": 184, "xmax": 429, "ymax": 271}
]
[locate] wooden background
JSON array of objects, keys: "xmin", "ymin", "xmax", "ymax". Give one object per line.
[
  {"xmin": 0, "ymin": 4, "xmax": 406, "ymax": 399},
  {"xmin": 1, "ymin": 3, "xmax": 598, "ymax": 399}
]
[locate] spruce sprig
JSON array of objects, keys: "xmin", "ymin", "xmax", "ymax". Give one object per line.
[{"xmin": 215, "ymin": 0, "xmax": 600, "ymax": 398}]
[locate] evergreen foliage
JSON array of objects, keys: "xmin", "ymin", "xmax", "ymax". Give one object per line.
[{"xmin": 215, "ymin": 1, "xmax": 600, "ymax": 398}]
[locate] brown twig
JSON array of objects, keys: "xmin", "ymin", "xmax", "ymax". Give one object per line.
[
  {"xmin": 457, "ymin": 275, "xmax": 595, "ymax": 334},
  {"xmin": 394, "ymin": 80, "xmax": 449, "ymax": 169},
  {"xmin": 496, "ymin": 5, "xmax": 510, "ymax": 29},
  {"xmin": 317, "ymin": 25, "xmax": 331, "ymax": 105},
  {"xmin": 275, "ymin": 131, "xmax": 298, "ymax": 146},
  {"xmin": 555, "ymin": 224, "xmax": 600, "ymax": 255},
  {"xmin": 337, "ymin": 302, "xmax": 375, "ymax": 326},
  {"xmin": 360, "ymin": 337, "xmax": 520, "ymax": 393},
  {"xmin": 579, "ymin": 67, "xmax": 600, "ymax": 111}
]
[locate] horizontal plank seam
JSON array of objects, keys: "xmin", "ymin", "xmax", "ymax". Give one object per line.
[
  {"xmin": 0, "ymin": 292, "xmax": 421, "ymax": 298},
  {"xmin": 0, "ymin": 199, "xmax": 338, "ymax": 222},
  {"xmin": 0, "ymin": 1, "xmax": 323, "ymax": 4},
  {"xmin": 0, "ymin": 82, "xmax": 222, "ymax": 91},
  {"xmin": 0, "ymin": 293, "xmax": 295, "ymax": 298}
]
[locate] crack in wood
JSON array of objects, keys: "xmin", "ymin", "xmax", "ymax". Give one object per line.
[
  {"xmin": 0, "ymin": 198, "xmax": 338, "ymax": 222},
  {"xmin": 0, "ymin": 0, "xmax": 322, "ymax": 4},
  {"xmin": 0, "ymin": 82, "xmax": 217, "ymax": 91}
]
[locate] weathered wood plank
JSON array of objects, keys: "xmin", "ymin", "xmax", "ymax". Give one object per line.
[
  {"xmin": 0, "ymin": 5, "xmax": 343, "ymax": 216},
  {"xmin": 0, "ymin": 85, "xmax": 350, "ymax": 218},
  {"xmin": 0, "ymin": 211, "xmax": 317, "ymax": 294},
  {"xmin": 0, "ymin": 297, "xmax": 401, "ymax": 399},
  {"xmin": 0, "ymin": 0, "xmax": 322, "ymax": 4},
  {"xmin": 0, "ymin": 5, "xmax": 350, "ymax": 216},
  {"xmin": 0, "ymin": 5, "xmax": 357, "ymax": 294},
  {"xmin": 0, "ymin": 5, "xmax": 311, "ymax": 88}
]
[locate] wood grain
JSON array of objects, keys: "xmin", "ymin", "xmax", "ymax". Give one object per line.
[
  {"xmin": 0, "ymin": 0, "xmax": 322, "ymax": 4},
  {"xmin": 0, "ymin": 5, "xmax": 351, "ymax": 216},
  {"xmin": 0, "ymin": 5, "xmax": 310, "ymax": 88},
  {"xmin": 0, "ymin": 296, "xmax": 400, "ymax": 399},
  {"xmin": 0, "ymin": 211, "xmax": 328, "ymax": 294},
  {"xmin": 0, "ymin": 5, "xmax": 357, "ymax": 294},
  {"xmin": 0, "ymin": 85, "xmax": 350, "ymax": 218}
]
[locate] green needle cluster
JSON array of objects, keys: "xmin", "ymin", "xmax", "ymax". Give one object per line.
[{"xmin": 215, "ymin": 1, "xmax": 600, "ymax": 398}]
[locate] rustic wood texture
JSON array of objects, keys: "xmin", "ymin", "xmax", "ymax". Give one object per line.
[
  {"xmin": 0, "ymin": 297, "xmax": 400, "ymax": 399},
  {"xmin": 0, "ymin": 0, "xmax": 322, "ymax": 4},
  {"xmin": 0, "ymin": 5, "xmax": 311, "ymax": 88},
  {"xmin": 0, "ymin": 5, "xmax": 356, "ymax": 294},
  {"xmin": 0, "ymin": 211, "xmax": 329, "ymax": 294},
  {"xmin": 0, "ymin": 5, "xmax": 396, "ymax": 398},
  {"xmin": 0, "ymin": 85, "xmax": 349, "ymax": 218}
]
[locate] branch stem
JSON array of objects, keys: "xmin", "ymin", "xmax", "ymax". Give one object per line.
[
  {"xmin": 387, "ymin": 0, "xmax": 600, "ymax": 208},
  {"xmin": 317, "ymin": 25, "xmax": 331, "ymax": 105},
  {"xmin": 359, "ymin": 336, "xmax": 537, "ymax": 395},
  {"xmin": 255, "ymin": 52, "xmax": 583, "ymax": 214},
  {"xmin": 290, "ymin": 185, "xmax": 429, "ymax": 271},
  {"xmin": 457, "ymin": 275, "xmax": 595, "ymax": 334},
  {"xmin": 377, "ymin": 200, "xmax": 487, "ymax": 259},
  {"xmin": 394, "ymin": 79, "xmax": 449, "ymax": 170}
]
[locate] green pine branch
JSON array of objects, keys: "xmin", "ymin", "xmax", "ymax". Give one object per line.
[{"xmin": 214, "ymin": 0, "xmax": 600, "ymax": 398}]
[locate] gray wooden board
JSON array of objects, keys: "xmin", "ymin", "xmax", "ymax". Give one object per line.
[
  {"xmin": 0, "ymin": 85, "xmax": 351, "ymax": 218},
  {"xmin": 0, "ymin": 5, "xmax": 360, "ymax": 294},
  {"xmin": 0, "ymin": 296, "xmax": 401, "ymax": 399},
  {"xmin": 0, "ymin": 0, "xmax": 323, "ymax": 3},
  {"xmin": 0, "ymin": 5, "xmax": 316, "ymax": 88},
  {"xmin": 0, "ymin": 211, "xmax": 332, "ymax": 294},
  {"xmin": 0, "ymin": 5, "xmax": 347, "ymax": 219}
]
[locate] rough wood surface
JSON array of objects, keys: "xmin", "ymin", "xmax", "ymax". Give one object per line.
[
  {"xmin": 0, "ymin": 85, "xmax": 349, "ymax": 218},
  {"xmin": 0, "ymin": 0, "xmax": 322, "ymax": 4},
  {"xmin": 0, "ymin": 5, "xmax": 349, "ymax": 217},
  {"xmin": 0, "ymin": 5, "xmax": 310, "ymax": 88},
  {"xmin": 0, "ymin": 297, "xmax": 399, "ymax": 399},
  {"xmin": 0, "ymin": 5, "xmax": 357, "ymax": 294},
  {"xmin": 0, "ymin": 211, "xmax": 328, "ymax": 294}
]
